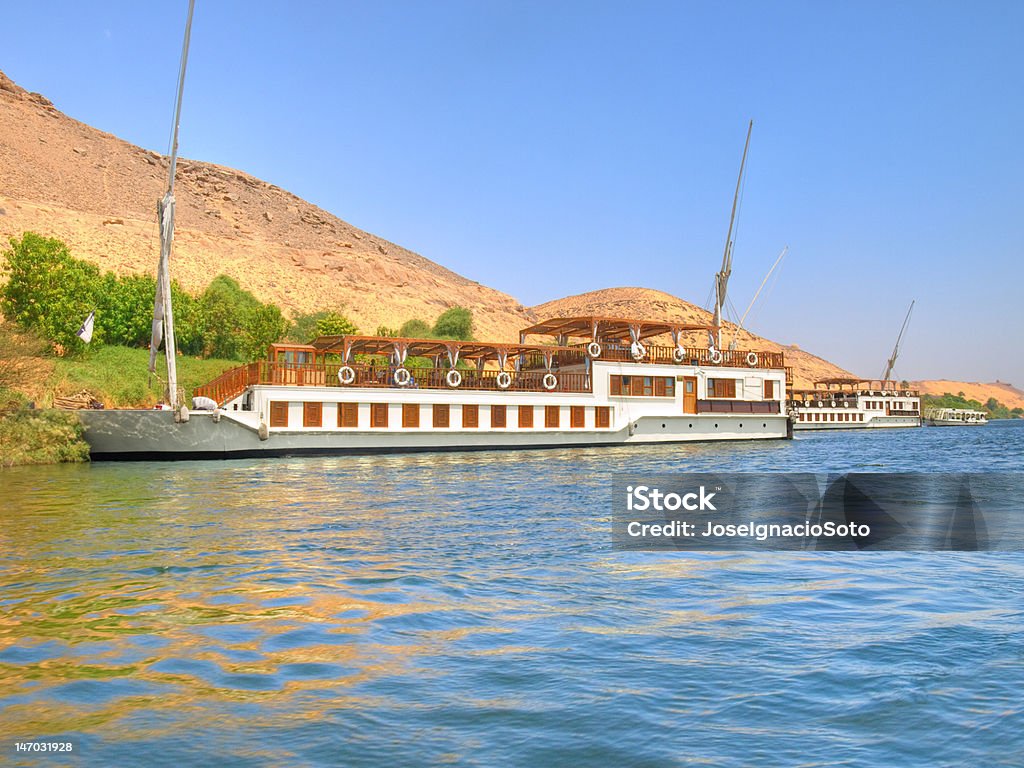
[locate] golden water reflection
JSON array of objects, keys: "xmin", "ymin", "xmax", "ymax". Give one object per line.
[{"xmin": 2, "ymin": 442, "xmax": 1023, "ymax": 761}]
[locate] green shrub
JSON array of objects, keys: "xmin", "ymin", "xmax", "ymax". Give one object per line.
[
  {"xmin": 432, "ymin": 307, "xmax": 473, "ymax": 340},
  {"xmin": 0, "ymin": 233, "xmax": 102, "ymax": 353},
  {"xmin": 398, "ymin": 318, "xmax": 431, "ymax": 338}
]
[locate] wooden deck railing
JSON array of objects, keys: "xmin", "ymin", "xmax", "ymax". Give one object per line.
[
  {"xmin": 194, "ymin": 362, "xmax": 261, "ymax": 405},
  {"xmin": 195, "ymin": 349, "xmax": 787, "ymax": 406},
  {"xmin": 195, "ymin": 361, "xmax": 593, "ymax": 403},
  {"xmin": 558, "ymin": 343, "xmax": 785, "ymax": 370}
]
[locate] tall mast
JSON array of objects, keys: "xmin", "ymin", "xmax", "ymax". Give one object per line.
[
  {"xmin": 881, "ymin": 300, "xmax": 915, "ymax": 383},
  {"xmin": 149, "ymin": 0, "xmax": 196, "ymax": 412},
  {"xmin": 712, "ymin": 119, "xmax": 753, "ymax": 350}
]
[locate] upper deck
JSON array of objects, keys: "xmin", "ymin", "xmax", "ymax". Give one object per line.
[{"xmin": 195, "ymin": 315, "xmax": 788, "ymax": 405}]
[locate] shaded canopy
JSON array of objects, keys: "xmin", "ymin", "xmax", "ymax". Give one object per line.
[{"xmin": 518, "ymin": 316, "xmax": 712, "ymax": 344}]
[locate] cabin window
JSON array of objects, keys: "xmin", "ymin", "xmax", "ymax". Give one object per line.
[
  {"xmin": 433, "ymin": 404, "xmax": 450, "ymax": 428},
  {"xmin": 402, "ymin": 403, "xmax": 420, "ymax": 428},
  {"xmin": 462, "ymin": 404, "xmax": 479, "ymax": 428},
  {"xmin": 610, "ymin": 375, "xmax": 676, "ymax": 397},
  {"xmin": 518, "ymin": 405, "xmax": 534, "ymax": 428},
  {"xmin": 270, "ymin": 401, "xmax": 289, "ymax": 428},
  {"xmin": 491, "ymin": 405, "xmax": 507, "ymax": 428},
  {"xmin": 707, "ymin": 378, "xmax": 737, "ymax": 398},
  {"xmin": 276, "ymin": 348, "xmax": 314, "ymax": 365},
  {"xmin": 595, "ymin": 406, "xmax": 611, "ymax": 429},
  {"xmin": 661, "ymin": 378, "xmax": 675, "ymax": 397},
  {"xmin": 570, "ymin": 406, "xmax": 585, "ymax": 428},
  {"xmin": 370, "ymin": 403, "xmax": 388, "ymax": 428},
  {"xmin": 303, "ymin": 402, "xmax": 322, "ymax": 428},
  {"xmin": 338, "ymin": 402, "xmax": 358, "ymax": 428},
  {"xmin": 764, "ymin": 380, "xmax": 776, "ymax": 399},
  {"xmin": 545, "ymin": 405, "xmax": 560, "ymax": 428}
]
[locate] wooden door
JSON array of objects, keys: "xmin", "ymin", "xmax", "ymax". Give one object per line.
[{"xmin": 682, "ymin": 377, "xmax": 697, "ymax": 414}]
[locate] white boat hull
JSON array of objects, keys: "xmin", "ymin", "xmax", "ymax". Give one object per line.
[{"xmin": 79, "ymin": 409, "xmax": 789, "ymax": 460}]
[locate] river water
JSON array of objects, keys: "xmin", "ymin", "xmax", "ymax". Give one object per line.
[{"xmin": 2, "ymin": 422, "xmax": 1023, "ymax": 767}]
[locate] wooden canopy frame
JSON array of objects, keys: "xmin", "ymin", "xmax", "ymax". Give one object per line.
[
  {"xmin": 310, "ymin": 335, "xmax": 577, "ymax": 365},
  {"xmin": 518, "ymin": 316, "xmax": 712, "ymax": 344}
]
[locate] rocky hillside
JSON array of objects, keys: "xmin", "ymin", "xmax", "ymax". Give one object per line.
[
  {"xmin": 0, "ymin": 70, "xmax": 532, "ymax": 341},
  {"xmin": 0, "ymin": 69, "xmax": 878, "ymax": 389},
  {"xmin": 532, "ymin": 288, "xmax": 854, "ymax": 388}
]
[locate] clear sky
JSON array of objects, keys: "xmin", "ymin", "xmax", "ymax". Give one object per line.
[{"xmin": 3, "ymin": 1, "xmax": 1022, "ymax": 386}]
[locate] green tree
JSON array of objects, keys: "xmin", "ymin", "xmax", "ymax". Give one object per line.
[
  {"xmin": 199, "ymin": 275, "xmax": 263, "ymax": 359},
  {"xmin": 0, "ymin": 232, "xmax": 102, "ymax": 353},
  {"xmin": 240, "ymin": 304, "xmax": 288, "ymax": 360},
  {"xmin": 171, "ymin": 282, "xmax": 207, "ymax": 357},
  {"xmin": 375, "ymin": 325, "xmax": 399, "ymax": 337},
  {"xmin": 398, "ymin": 318, "xmax": 431, "ymax": 338},
  {"xmin": 285, "ymin": 311, "xmax": 326, "ymax": 344},
  {"xmin": 287, "ymin": 310, "xmax": 358, "ymax": 343},
  {"xmin": 432, "ymin": 306, "xmax": 473, "ymax": 340},
  {"xmin": 97, "ymin": 273, "xmax": 157, "ymax": 347},
  {"xmin": 315, "ymin": 311, "xmax": 359, "ymax": 338}
]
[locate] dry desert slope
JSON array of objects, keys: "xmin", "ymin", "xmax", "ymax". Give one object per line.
[
  {"xmin": 3, "ymin": 69, "xmax": 1005, "ymax": 398},
  {"xmin": 0, "ymin": 69, "xmax": 532, "ymax": 341}
]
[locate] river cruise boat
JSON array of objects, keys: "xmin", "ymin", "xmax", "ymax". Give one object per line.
[
  {"xmin": 924, "ymin": 408, "xmax": 988, "ymax": 426},
  {"xmin": 80, "ymin": 316, "xmax": 792, "ymax": 460},
  {"xmin": 789, "ymin": 379, "xmax": 921, "ymax": 430}
]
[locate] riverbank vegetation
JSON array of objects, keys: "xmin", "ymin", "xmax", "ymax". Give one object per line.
[
  {"xmin": 0, "ymin": 232, "xmax": 477, "ymax": 465},
  {"xmin": 921, "ymin": 393, "xmax": 1023, "ymax": 420}
]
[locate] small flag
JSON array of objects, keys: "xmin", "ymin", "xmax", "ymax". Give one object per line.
[{"xmin": 77, "ymin": 310, "xmax": 95, "ymax": 344}]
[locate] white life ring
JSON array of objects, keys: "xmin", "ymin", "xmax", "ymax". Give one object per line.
[
  {"xmin": 445, "ymin": 369, "xmax": 462, "ymax": 388},
  {"xmin": 673, "ymin": 347, "xmax": 686, "ymax": 363},
  {"xmin": 587, "ymin": 341, "xmax": 602, "ymax": 358},
  {"xmin": 393, "ymin": 367, "xmax": 412, "ymax": 387},
  {"xmin": 338, "ymin": 365, "xmax": 356, "ymax": 385},
  {"xmin": 816, "ymin": 401, "xmax": 824, "ymax": 408},
  {"xmin": 709, "ymin": 349, "xmax": 723, "ymax": 365},
  {"xmin": 542, "ymin": 373, "xmax": 558, "ymax": 391},
  {"xmin": 830, "ymin": 400, "xmax": 837, "ymax": 407},
  {"xmin": 843, "ymin": 401, "xmax": 850, "ymax": 408},
  {"xmin": 746, "ymin": 351, "xmax": 758, "ymax": 367},
  {"xmin": 496, "ymin": 371, "xmax": 513, "ymax": 390},
  {"xmin": 630, "ymin": 341, "xmax": 646, "ymax": 361}
]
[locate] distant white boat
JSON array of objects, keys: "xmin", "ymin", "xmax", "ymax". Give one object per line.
[
  {"xmin": 790, "ymin": 379, "xmax": 921, "ymax": 430},
  {"xmin": 924, "ymin": 408, "xmax": 988, "ymax": 426}
]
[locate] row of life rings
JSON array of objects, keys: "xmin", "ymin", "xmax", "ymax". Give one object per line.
[
  {"xmin": 337, "ymin": 365, "xmax": 557, "ymax": 391},
  {"xmin": 581, "ymin": 342, "xmax": 759, "ymax": 368},
  {"xmin": 813, "ymin": 400, "xmax": 852, "ymax": 408}
]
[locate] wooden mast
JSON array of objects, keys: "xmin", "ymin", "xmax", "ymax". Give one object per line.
[
  {"xmin": 881, "ymin": 300, "xmax": 915, "ymax": 383},
  {"xmin": 149, "ymin": 0, "xmax": 195, "ymax": 414},
  {"xmin": 712, "ymin": 119, "xmax": 753, "ymax": 351}
]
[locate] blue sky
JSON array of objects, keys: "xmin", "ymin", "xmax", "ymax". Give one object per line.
[{"xmin": 3, "ymin": 1, "xmax": 1022, "ymax": 386}]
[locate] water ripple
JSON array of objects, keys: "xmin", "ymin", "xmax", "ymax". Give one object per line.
[{"xmin": 0, "ymin": 422, "xmax": 1022, "ymax": 766}]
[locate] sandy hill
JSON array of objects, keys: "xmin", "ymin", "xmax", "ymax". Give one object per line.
[
  {"xmin": 0, "ymin": 70, "xmax": 532, "ymax": 341},
  {"xmin": 532, "ymin": 288, "xmax": 854, "ymax": 388},
  {"xmin": 0, "ymin": 68, "xmax": 971, "ymax": 392},
  {"xmin": 911, "ymin": 380, "xmax": 1024, "ymax": 411}
]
